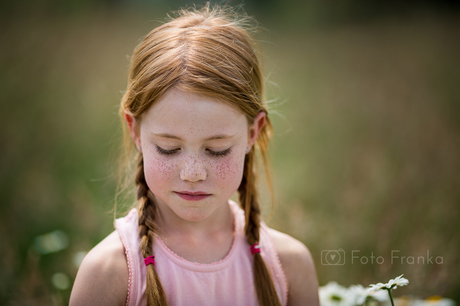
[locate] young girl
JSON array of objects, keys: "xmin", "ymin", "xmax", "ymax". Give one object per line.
[{"xmin": 70, "ymin": 4, "xmax": 319, "ymax": 306}]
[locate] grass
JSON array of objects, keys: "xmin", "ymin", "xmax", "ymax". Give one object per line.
[{"xmin": 0, "ymin": 6, "xmax": 459, "ymax": 305}]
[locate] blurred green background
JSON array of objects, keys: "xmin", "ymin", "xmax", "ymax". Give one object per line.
[{"xmin": 1, "ymin": 0, "xmax": 459, "ymax": 305}]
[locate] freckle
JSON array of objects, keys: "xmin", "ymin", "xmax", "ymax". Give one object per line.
[
  {"xmin": 212, "ymin": 160, "xmax": 238, "ymax": 180},
  {"xmin": 152, "ymin": 158, "xmax": 175, "ymax": 180}
]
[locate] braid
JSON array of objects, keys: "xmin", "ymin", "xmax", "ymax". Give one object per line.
[
  {"xmin": 135, "ymin": 154, "xmax": 168, "ymax": 306},
  {"xmin": 238, "ymin": 150, "xmax": 281, "ymax": 306}
]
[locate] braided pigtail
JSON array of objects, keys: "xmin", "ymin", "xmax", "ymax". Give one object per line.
[
  {"xmin": 238, "ymin": 150, "xmax": 281, "ymax": 306},
  {"xmin": 135, "ymin": 154, "xmax": 169, "ymax": 306}
]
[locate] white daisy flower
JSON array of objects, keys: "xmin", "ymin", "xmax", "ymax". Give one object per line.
[
  {"xmin": 347, "ymin": 284, "xmax": 370, "ymax": 305},
  {"xmin": 369, "ymin": 274, "xmax": 409, "ymax": 292},
  {"xmin": 348, "ymin": 284, "xmax": 389, "ymax": 305},
  {"xmin": 369, "ymin": 290, "xmax": 389, "ymax": 302},
  {"xmin": 319, "ymin": 282, "xmax": 354, "ymax": 306}
]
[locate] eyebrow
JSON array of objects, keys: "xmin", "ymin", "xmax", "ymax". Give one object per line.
[{"xmin": 153, "ymin": 133, "xmax": 236, "ymax": 141}]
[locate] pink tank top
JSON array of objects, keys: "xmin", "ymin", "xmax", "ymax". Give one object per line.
[{"xmin": 115, "ymin": 200, "xmax": 288, "ymax": 306}]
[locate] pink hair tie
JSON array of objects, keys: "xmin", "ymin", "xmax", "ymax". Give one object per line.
[
  {"xmin": 144, "ymin": 255, "xmax": 155, "ymax": 266},
  {"xmin": 250, "ymin": 244, "xmax": 261, "ymax": 255}
]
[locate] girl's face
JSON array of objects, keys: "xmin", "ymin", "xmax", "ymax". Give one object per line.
[{"xmin": 126, "ymin": 89, "xmax": 265, "ymax": 223}]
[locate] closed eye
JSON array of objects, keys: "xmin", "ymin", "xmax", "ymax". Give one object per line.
[
  {"xmin": 207, "ymin": 148, "xmax": 231, "ymax": 157},
  {"xmin": 156, "ymin": 145, "xmax": 180, "ymax": 155}
]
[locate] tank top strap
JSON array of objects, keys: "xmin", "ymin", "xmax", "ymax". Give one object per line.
[
  {"xmin": 260, "ymin": 221, "xmax": 289, "ymax": 305},
  {"xmin": 115, "ymin": 208, "xmax": 145, "ymax": 306}
]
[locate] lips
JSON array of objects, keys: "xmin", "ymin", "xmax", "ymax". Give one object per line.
[{"xmin": 175, "ymin": 191, "xmax": 211, "ymax": 201}]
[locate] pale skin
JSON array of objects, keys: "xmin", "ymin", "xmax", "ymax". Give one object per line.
[{"xmin": 70, "ymin": 90, "xmax": 319, "ymax": 306}]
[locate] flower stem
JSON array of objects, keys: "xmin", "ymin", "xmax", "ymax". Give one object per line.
[{"xmin": 386, "ymin": 288, "xmax": 395, "ymax": 306}]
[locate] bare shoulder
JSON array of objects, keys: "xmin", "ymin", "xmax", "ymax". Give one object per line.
[
  {"xmin": 70, "ymin": 231, "xmax": 128, "ymax": 306},
  {"xmin": 268, "ymin": 228, "xmax": 320, "ymax": 306}
]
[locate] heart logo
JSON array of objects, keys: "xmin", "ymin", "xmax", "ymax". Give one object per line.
[{"xmin": 330, "ymin": 254, "xmax": 336, "ymax": 260}]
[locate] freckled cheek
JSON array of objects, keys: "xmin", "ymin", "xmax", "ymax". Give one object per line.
[
  {"xmin": 143, "ymin": 156, "xmax": 177, "ymax": 183},
  {"xmin": 209, "ymin": 156, "xmax": 244, "ymax": 182}
]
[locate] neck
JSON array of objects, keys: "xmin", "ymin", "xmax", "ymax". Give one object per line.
[
  {"xmin": 151, "ymin": 197, "xmax": 236, "ymax": 263},
  {"xmin": 153, "ymin": 197, "xmax": 234, "ymax": 238}
]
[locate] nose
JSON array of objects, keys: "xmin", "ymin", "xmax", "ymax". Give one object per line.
[{"xmin": 180, "ymin": 155, "xmax": 207, "ymax": 182}]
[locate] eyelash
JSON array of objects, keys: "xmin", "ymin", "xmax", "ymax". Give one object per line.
[
  {"xmin": 208, "ymin": 147, "xmax": 231, "ymax": 157},
  {"xmin": 155, "ymin": 146, "xmax": 231, "ymax": 157},
  {"xmin": 155, "ymin": 146, "xmax": 179, "ymax": 155}
]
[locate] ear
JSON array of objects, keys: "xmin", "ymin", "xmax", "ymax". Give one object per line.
[
  {"xmin": 247, "ymin": 111, "xmax": 266, "ymax": 148},
  {"xmin": 124, "ymin": 112, "xmax": 141, "ymax": 148}
]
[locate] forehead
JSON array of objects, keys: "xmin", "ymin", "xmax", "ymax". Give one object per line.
[{"xmin": 140, "ymin": 89, "xmax": 248, "ymax": 137}]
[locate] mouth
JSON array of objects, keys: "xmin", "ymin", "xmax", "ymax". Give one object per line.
[{"xmin": 174, "ymin": 191, "xmax": 212, "ymax": 201}]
